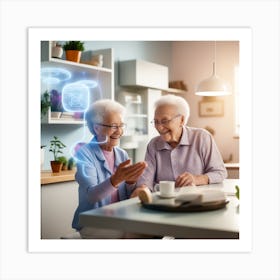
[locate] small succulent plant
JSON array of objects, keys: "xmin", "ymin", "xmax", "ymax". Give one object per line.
[{"xmin": 63, "ymin": 41, "xmax": 85, "ymax": 51}]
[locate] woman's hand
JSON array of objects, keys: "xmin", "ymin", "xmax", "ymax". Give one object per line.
[{"xmin": 111, "ymin": 159, "xmax": 147, "ymax": 187}]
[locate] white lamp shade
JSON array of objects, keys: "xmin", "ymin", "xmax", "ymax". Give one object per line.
[
  {"xmin": 195, "ymin": 74, "xmax": 231, "ymax": 96},
  {"xmin": 195, "ymin": 62, "xmax": 231, "ymax": 96}
]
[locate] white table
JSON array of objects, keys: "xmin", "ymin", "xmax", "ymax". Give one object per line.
[{"xmin": 79, "ymin": 179, "xmax": 239, "ymax": 239}]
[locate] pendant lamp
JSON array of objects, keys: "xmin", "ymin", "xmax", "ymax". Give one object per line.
[{"xmin": 195, "ymin": 42, "xmax": 231, "ymax": 96}]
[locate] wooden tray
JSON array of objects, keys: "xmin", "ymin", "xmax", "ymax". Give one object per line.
[{"xmin": 141, "ymin": 198, "xmax": 229, "ymax": 212}]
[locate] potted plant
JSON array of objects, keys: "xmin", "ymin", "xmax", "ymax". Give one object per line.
[
  {"xmin": 50, "ymin": 89, "xmax": 63, "ymax": 118},
  {"xmin": 63, "ymin": 41, "xmax": 85, "ymax": 63},
  {"xmin": 67, "ymin": 157, "xmax": 76, "ymax": 170},
  {"xmin": 49, "ymin": 136, "xmax": 66, "ymax": 173},
  {"xmin": 57, "ymin": 156, "xmax": 68, "ymax": 171},
  {"xmin": 41, "ymin": 90, "xmax": 51, "ymax": 118}
]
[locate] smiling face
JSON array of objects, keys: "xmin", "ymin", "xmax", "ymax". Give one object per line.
[
  {"xmin": 94, "ymin": 111, "xmax": 125, "ymax": 151},
  {"xmin": 154, "ymin": 105, "xmax": 185, "ymax": 146}
]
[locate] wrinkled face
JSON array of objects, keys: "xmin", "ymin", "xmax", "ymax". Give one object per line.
[
  {"xmin": 154, "ymin": 105, "xmax": 184, "ymax": 144},
  {"xmin": 94, "ymin": 111, "xmax": 125, "ymax": 149}
]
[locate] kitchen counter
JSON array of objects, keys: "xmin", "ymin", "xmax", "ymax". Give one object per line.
[
  {"xmin": 224, "ymin": 162, "xmax": 239, "ymax": 169},
  {"xmin": 41, "ymin": 169, "xmax": 76, "ymax": 185},
  {"xmin": 224, "ymin": 163, "xmax": 239, "ymax": 179}
]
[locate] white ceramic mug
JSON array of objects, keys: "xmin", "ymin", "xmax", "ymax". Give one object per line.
[{"xmin": 156, "ymin": 181, "xmax": 175, "ymax": 198}]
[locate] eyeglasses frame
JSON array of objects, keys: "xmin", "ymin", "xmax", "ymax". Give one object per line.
[
  {"xmin": 96, "ymin": 123, "xmax": 127, "ymax": 131},
  {"xmin": 151, "ymin": 114, "xmax": 182, "ymax": 127}
]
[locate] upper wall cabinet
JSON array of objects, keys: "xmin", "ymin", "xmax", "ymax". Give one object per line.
[
  {"xmin": 119, "ymin": 60, "xmax": 168, "ymax": 90},
  {"xmin": 119, "ymin": 59, "xmax": 187, "ymax": 95},
  {"xmin": 41, "ymin": 41, "xmax": 114, "ymax": 124}
]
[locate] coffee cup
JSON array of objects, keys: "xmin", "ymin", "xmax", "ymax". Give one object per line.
[{"xmin": 155, "ymin": 181, "xmax": 175, "ymax": 198}]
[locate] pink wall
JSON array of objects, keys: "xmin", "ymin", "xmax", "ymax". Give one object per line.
[{"xmin": 170, "ymin": 41, "xmax": 239, "ymax": 162}]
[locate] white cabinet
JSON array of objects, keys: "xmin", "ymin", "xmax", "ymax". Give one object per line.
[
  {"xmin": 41, "ymin": 41, "xmax": 114, "ymax": 124},
  {"xmin": 119, "ymin": 59, "xmax": 168, "ymax": 90},
  {"xmin": 119, "ymin": 59, "xmax": 187, "ymax": 95},
  {"xmin": 41, "ymin": 181, "xmax": 79, "ymax": 239}
]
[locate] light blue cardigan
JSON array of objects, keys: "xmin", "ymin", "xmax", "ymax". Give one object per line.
[{"xmin": 72, "ymin": 139, "xmax": 134, "ymax": 230}]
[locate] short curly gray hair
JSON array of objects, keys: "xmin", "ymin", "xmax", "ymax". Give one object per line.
[
  {"xmin": 86, "ymin": 99, "xmax": 126, "ymax": 135},
  {"xmin": 154, "ymin": 94, "xmax": 190, "ymax": 125}
]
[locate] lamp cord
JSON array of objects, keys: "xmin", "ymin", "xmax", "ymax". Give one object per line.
[{"xmin": 213, "ymin": 41, "xmax": 217, "ymax": 75}]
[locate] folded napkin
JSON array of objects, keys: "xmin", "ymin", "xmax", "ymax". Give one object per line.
[{"xmin": 176, "ymin": 189, "xmax": 226, "ymax": 204}]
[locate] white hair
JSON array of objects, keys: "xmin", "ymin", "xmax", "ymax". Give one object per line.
[
  {"xmin": 86, "ymin": 99, "xmax": 126, "ymax": 135},
  {"xmin": 154, "ymin": 94, "xmax": 190, "ymax": 124}
]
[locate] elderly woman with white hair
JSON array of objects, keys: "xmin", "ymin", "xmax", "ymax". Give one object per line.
[
  {"xmin": 133, "ymin": 94, "xmax": 227, "ymax": 194},
  {"xmin": 72, "ymin": 99, "xmax": 147, "ymax": 238}
]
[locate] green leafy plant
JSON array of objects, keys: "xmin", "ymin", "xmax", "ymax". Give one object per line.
[
  {"xmin": 41, "ymin": 90, "xmax": 51, "ymax": 116},
  {"xmin": 235, "ymin": 185, "xmax": 240, "ymax": 200},
  {"xmin": 63, "ymin": 41, "xmax": 85, "ymax": 51},
  {"xmin": 57, "ymin": 156, "xmax": 67, "ymax": 165},
  {"xmin": 49, "ymin": 136, "xmax": 66, "ymax": 161},
  {"xmin": 58, "ymin": 156, "xmax": 68, "ymax": 170}
]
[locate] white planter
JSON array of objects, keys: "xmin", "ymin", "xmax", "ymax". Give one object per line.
[{"xmin": 52, "ymin": 43, "xmax": 63, "ymax": 58}]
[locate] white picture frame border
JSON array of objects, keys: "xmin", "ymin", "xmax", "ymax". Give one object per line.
[{"xmin": 29, "ymin": 27, "xmax": 252, "ymax": 253}]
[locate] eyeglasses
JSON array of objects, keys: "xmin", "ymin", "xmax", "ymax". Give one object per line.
[
  {"xmin": 151, "ymin": 114, "xmax": 181, "ymax": 127},
  {"xmin": 96, "ymin": 123, "xmax": 127, "ymax": 131}
]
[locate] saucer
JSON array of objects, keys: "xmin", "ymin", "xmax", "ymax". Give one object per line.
[{"xmin": 156, "ymin": 192, "xmax": 177, "ymax": 199}]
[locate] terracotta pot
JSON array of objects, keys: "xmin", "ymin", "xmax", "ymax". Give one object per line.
[
  {"xmin": 65, "ymin": 50, "xmax": 82, "ymax": 63},
  {"xmin": 62, "ymin": 164, "xmax": 68, "ymax": 171},
  {"xmin": 50, "ymin": 161, "xmax": 63, "ymax": 173}
]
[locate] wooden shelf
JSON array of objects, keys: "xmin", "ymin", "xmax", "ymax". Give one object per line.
[
  {"xmin": 41, "ymin": 169, "xmax": 76, "ymax": 185},
  {"xmin": 163, "ymin": 88, "xmax": 188, "ymax": 95},
  {"xmin": 42, "ymin": 58, "xmax": 112, "ymax": 73}
]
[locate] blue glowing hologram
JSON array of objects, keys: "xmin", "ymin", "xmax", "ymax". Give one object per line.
[
  {"xmin": 42, "ymin": 77, "xmax": 60, "ymax": 85},
  {"xmin": 69, "ymin": 136, "xmax": 109, "ymax": 178},
  {"xmin": 75, "ymin": 79, "xmax": 98, "ymax": 89},
  {"xmin": 62, "ymin": 83, "xmax": 89, "ymax": 112},
  {"xmin": 41, "ymin": 67, "xmax": 71, "ymax": 84},
  {"xmin": 70, "ymin": 136, "xmax": 109, "ymax": 158},
  {"xmin": 60, "ymin": 76, "xmax": 107, "ymax": 179}
]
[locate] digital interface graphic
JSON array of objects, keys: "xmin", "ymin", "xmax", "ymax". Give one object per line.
[
  {"xmin": 62, "ymin": 83, "xmax": 90, "ymax": 112},
  {"xmin": 41, "ymin": 66, "xmax": 108, "ymax": 172},
  {"xmin": 41, "ymin": 67, "xmax": 71, "ymax": 84}
]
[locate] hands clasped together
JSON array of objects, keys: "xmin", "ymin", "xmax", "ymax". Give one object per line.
[{"xmin": 111, "ymin": 159, "xmax": 147, "ymax": 187}]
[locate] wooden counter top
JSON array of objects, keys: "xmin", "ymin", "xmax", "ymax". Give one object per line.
[
  {"xmin": 224, "ymin": 163, "xmax": 239, "ymax": 169},
  {"xmin": 41, "ymin": 169, "xmax": 76, "ymax": 185}
]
